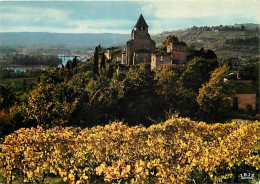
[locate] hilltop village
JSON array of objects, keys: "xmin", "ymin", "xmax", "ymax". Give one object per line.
[
  {"xmin": 121, "ymin": 14, "xmax": 187, "ymax": 69},
  {"xmin": 102, "ymin": 14, "xmax": 257, "ymax": 113}
]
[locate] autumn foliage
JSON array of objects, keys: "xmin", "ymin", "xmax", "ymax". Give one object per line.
[{"xmin": 0, "ymin": 118, "xmax": 259, "ymax": 183}]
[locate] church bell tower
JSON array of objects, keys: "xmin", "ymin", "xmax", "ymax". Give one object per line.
[{"xmin": 124, "ymin": 14, "xmax": 156, "ymax": 65}]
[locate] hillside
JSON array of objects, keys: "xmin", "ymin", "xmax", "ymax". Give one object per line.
[{"xmin": 152, "ymin": 24, "xmax": 260, "ymax": 60}]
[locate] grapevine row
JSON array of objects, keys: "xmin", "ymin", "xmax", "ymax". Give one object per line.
[{"xmin": 0, "ymin": 118, "xmax": 259, "ymax": 183}]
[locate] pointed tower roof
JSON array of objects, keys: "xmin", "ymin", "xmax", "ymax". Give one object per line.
[{"xmin": 135, "ymin": 14, "xmax": 148, "ymax": 28}]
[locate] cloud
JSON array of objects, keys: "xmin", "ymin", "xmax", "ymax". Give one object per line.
[
  {"xmin": 141, "ymin": 0, "xmax": 260, "ymax": 33},
  {"xmin": 0, "ymin": 1, "xmax": 259, "ymax": 34},
  {"xmin": 142, "ymin": 2, "xmax": 156, "ymax": 16},
  {"xmin": 0, "ymin": 1, "xmax": 144, "ymax": 33},
  {"xmin": 0, "ymin": 4, "xmax": 68, "ymax": 25},
  {"xmin": 145, "ymin": 1, "xmax": 259, "ymax": 20}
]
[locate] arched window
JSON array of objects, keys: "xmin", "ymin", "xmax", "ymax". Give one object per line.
[
  {"xmin": 143, "ymin": 27, "xmax": 146, "ymax": 31},
  {"xmin": 138, "ymin": 27, "xmax": 141, "ymax": 31}
]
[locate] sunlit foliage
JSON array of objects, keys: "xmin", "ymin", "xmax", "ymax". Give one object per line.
[{"xmin": 0, "ymin": 118, "xmax": 259, "ymax": 183}]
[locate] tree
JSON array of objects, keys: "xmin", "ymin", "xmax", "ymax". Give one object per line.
[
  {"xmin": 197, "ymin": 64, "xmax": 235, "ymax": 123},
  {"xmin": 86, "ymin": 62, "xmax": 165, "ymax": 126},
  {"xmin": 180, "ymin": 57, "xmax": 219, "ymax": 93},
  {"xmin": 239, "ymin": 61, "xmax": 259, "ymax": 81},
  {"xmin": 154, "ymin": 64, "xmax": 197, "ymax": 118},
  {"xmin": 163, "ymin": 34, "xmax": 186, "ymax": 46},
  {"xmin": 66, "ymin": 60, "xmax": 73, "ymax": 69},
  {"xmin": 0, "ymin": 84, "xmax": 15, "ymax": 110},
  {"xmin": 154, "ymin": 64, "xmax": 185, "ymax": 102},
  {"xmin": 93, "ymin": 46, "xmax": 99, "ymax": 76},
  {"xmin": 72, "ymin": 56, "xmax": 78, "ymax": 68},
  {"xmin": 100, "ymin": 52, "xmax": 106, "ymax": 71},
  {"xmin": 187, "ymin": 47, "xmax": 217, "ymax": 61},
  {"xmin": 23, "ymin": 69, "xmax": 78, "ymax": 128}
]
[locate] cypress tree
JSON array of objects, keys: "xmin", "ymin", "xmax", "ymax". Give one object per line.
[
  {"xmin": 72, "ymin": 56, "xmax": 78, "ymax": 68},
  {"xmin": 100, "ymin": 52, "xmax": 106, "ymax": 71},
  {"xmin": 93, "ymin": 46, "xmax": 99, "ymax": 76}
]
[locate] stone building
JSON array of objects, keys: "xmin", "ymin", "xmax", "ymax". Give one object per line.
[
  {"xmin": 122, "ymin": 14, "xmax": 156, "ymax": 65},
  {"xmin": 231, "ymin": 79, "xmax": 256, "ymax": 110},
  {"xmin": 234, "ymin": 93, "xmax": 256, "ymax": 110},
  {"xmin": 104, "ymin": 47, "xmax": 119, "ymax": 60},
  {"xmin": 151, "ymin": 35, "xmax": 187, "ymax": 69},
  {"xmin": 151, "ymin": 45, "xmax": 187, "ymax": 70},
  {"xmin": 104, "ymin": 49, "xmax": 111, "ymax": 60},
  {"xmin": 166, "ymin": 42, "xmax": 187, "ymax": 64},
  {"xmin": 151, "ymin": 54, "xmax": 171, "ymax": 70}
]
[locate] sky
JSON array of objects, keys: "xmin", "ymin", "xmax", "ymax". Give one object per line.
[{"xmin": 0, "ymin": 0, "xmax": 259, "ymax": 34}]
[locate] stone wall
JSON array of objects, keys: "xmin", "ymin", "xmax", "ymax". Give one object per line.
[
  {"xmin": 166, "ymin": 43, "xmax": 187, "ymax": 64},
  {"xmin": 121, "ymin": 53, "xmax": 127, "ymax": 64},
  {"xmin": 126, "ymin": 37, "xmax": 156, "ymax": 65},
  {"xmin": 133, "ymin": 52, "xmax": 151, "ymax": 64},
  {"xmin": 171, "ymin": 49, "xmax": 187, "ymax": 64},
  {"xmin": 151, "ymin": 54, "xmax": 171, "ymax": 70},
  {"xmin": 167, "ymin": 43, "xmax": 173, "ymax": 53}
]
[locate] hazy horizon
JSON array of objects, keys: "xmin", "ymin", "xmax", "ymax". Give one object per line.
[
  {"xmin": 0, "ymin": 0, "xmax": 259, "ymax": 34},
  {"xmin": 0, "ymin": 22, "xmax": 258, "ymax": 35}
]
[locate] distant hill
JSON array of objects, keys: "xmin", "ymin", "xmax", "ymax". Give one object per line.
[
  {"xmin": 152, "ymin": 24, "xmax": 260, "ymax": 60},
  {"xmin": 0, "ymin": 23, "xmax": 259, "ymax": 60},
  {"xmin": 0, "ymin": 32, "xmax": 130, "ymax": 48}
]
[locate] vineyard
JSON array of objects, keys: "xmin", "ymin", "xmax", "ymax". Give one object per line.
[{"xmin": 0, "ymin": 118, "xmax": 259, "ymax": 183}]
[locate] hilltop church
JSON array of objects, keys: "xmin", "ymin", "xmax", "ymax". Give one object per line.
[
  {"xmin": 121, "ymin": 14, "xmax": 156, "ymax": 65},
  {"xmin": 121, "ymin": 14, "xmax": 187, "ymax": 68}
]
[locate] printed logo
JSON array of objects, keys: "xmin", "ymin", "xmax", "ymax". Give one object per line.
[{"xmin": 240, "ymin": 173, "xmax": 254, "ymax": 180}]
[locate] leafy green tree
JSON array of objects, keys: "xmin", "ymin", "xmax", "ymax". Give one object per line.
[
  {"xmin": 23, "ymin": 69, "xmax": 79, "ymax": 128},
  {"xmin": 154, "ymin": 64, "xmax": 185, "ymax": 99},
  {"xmin": 85, "ymin": 62, "xmax": 165, "ymax": 126},
  {"xmin": 112, "ymin": 62, "xmax": 164, "ymax": 125},
  {"xmin": 154, "ymin": 64, "xmax": 197, "ymax": 118},
  {"xmin": 197, "ymin": 64, "xmax": 235, "ymax": 123},
  {"xmin": 180, "ymin": 57, "xmax": 219, "ymax": 93},
  {"xmin": 164, "ymin": 34, "xmax": 186, "ymax": 46},
  {"xmin": 239, "ymin": 61, "xmax": 259, "ymax": 81},
  {"xmin": 0, "ymin": 84, "xmax": 15, "ymax": 110},
  {"xmin": 187, "ymin": 47, "xmax": 217, "ymax": 61},
  {"xmin": 0, "ymin": 85, "xmax": 25, "ymax": 137}
]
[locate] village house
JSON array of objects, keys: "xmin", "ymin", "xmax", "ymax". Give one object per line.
[
  {"xmin": 228, "ymin": 73, "xmax": 257, "ymax": 111},
  {"xmin": 233, "ymin": 79, "xmax": 256, "ymax": 111}
]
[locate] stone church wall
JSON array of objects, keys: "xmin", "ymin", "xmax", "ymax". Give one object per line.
[
  {"xmin": 133, "ymin": 53, "xmax": 151, "ymax": 64},
  {"xmin": 151, "ymin": 54, "xmax": 172, "ymax": 70}
]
